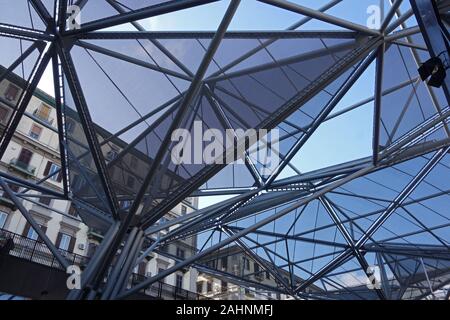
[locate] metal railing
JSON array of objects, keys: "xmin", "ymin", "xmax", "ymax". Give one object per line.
[
  {"xmin": 0, "ymin": 228, "xmax": 89, "ymax": 270},
  {"xmin": 8, "ymin": 158, "xmax": 36, "ymax": 176},
  {"xmin": 0, "ymin": 228, "xmax": 204, "ymax": 300},
  {"xmin": 130, "ymin": 273, "xmax": 206, "ymax": 300}
]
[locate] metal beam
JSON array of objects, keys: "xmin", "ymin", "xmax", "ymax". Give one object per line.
[
  {"xmin": 0, "ymin": 41, "xmax": 43, "ymax": 83},
  {"xmin": 58, "ymin": 45, "xmax": 120, "ymax": 220},
  {"xmin": 63, "ymin": 0, "xmax": 220, "ymax": 35},
  {"xmin": 81, "ymin": 0, "xmax": 241, "ymax": 299},
  {"xmin": 265, "ymin": 45, "xmax": 381, "ymax": 185},
  {"xmin": 319, "ymin": 196, "xmax": 386, "ymax": 300},
  {"xmin": 116, "ymin": 164, "xmax": 375, "ymax": 299},
  {"xmin": 0, "ymin": 24, "xmax": 54, "ymax": 41},
  {"xmin": 77, "ymin": 30, "xmax": 358, "ymax": 40},
  {"xmin": 381, "ymin": 0, "xmax": 404, "ymax": 32},
  {"xmin": 75, "ymin": 40, "xmax": 192, "ymax": 81},
  {"xmin": 295, "ymin": 146, "xmax": 449, "ymax": 293},
  {"xmin": 258, "ymin": 0, "xmax": 380, "ymax": 36},
  {"xmin": 0, "ymin": 43, "xmax": 52, "ymax": 159},
  {"xmin": 372, "ymin": 42, "xmax": 386, "ymax": 164}
]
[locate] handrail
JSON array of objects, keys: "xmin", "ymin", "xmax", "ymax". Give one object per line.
[
  {"xmin": 0, "ymin": 228, "xmax": 88, "ymax": 269},
  {"xmin": 0, "ymin": 228, "xmax": 203, "ymax": 300},
  {"xmin": 130, "ymin": 272, "xmax": 207, "ymax": 300}
]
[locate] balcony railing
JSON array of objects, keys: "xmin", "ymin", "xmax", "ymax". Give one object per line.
[
  {"xmin": 0, "ymin": 228, "xmax": 89, "ymax": 269},
  {"xmin": 0, "ymin": 228, "xmax": 204, "ymax": 300},
  {"xmin": 32, "ymin": 109, "xmax": 54, "ymax": 126},
  {"xmin": 130, "ymin": 273, "xmax": 207, "ymax": 300},
  {"xmin": 8, "ymin": 158, "xmax": 36, "ymax": 176}
]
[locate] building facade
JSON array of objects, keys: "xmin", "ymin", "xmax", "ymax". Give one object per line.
[
  {"xmin": 0, "ymin": 76, "xmax": 89, "ymax": 258},
  {"xmin": 0, "ymin": 72, "xmax": 199, "ymax": 299},
  {"xmin": 196, "ymin": 245, "xmax": 319, "ymax": 300}
]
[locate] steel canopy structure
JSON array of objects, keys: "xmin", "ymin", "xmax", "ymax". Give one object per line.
[{"xmin": 0, "ymin": 0, "xmax": 449, "ymax": 300}]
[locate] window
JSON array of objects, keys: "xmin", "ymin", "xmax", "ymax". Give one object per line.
[
  {"xmin": 176, "ymin": 247, "xmax": 185, "ymax": 259},
  {"xmin": 29, "ymin": 124, "xmax": 42, "ymax": 140},
  {"xmin": 43, "ymin": 161, "xmax": 62, "ymax": 182},
  {"xmin": 5, "ymin": 83, "xmax": 19, "ymax": 101},
  {"xmin": 27, "ymin": 227, "xmax": 39, "ymax": 240},
  {"xmin": 24, "ymin": 223, "xmax": 47, "ymax": 241},
  {"xmin": 34, "ymin": 104, "xmax": 51, "ymax": 121},
  {"xmin": 266, "ymin": 271, "xmax": 270, "ymax": 279},
  {"xmin": 18, "ymin": 148, "xmax": 33, "ymax": 166},
  {"xmin": 181, "ymin": 205, "xmax": 187, "ymax": 215},
  {"xmin": 68, "ymin": 205, "xmax": 78, "ymax": 217},
  {"xmin": 175, "ymin": 274, "xmax": 183, "ymax": 289},
  {"xmin": 207, "ymin": 281, "xmax": 212, "ymax": 293},
  {"xmin": 0, "ymin": 211, "xmax": 7, "ymax": 229},
  {"xmin": 37, "ymin": 192, "xmax": 51, "ymax": 206},
  {"xmin": 254, "ymin": 262, "xmax": 260, "ymax": 273},
  {"xmin": 57, "ymin": 232, "xmax": 75, "ymax": 252},
  {"xmin": 0, "ymin": 106, "xmax": 9, "ymax": 122},
  {"xmin": 58, "ymin": 233, "xmax": 71, "ymax": 251}
]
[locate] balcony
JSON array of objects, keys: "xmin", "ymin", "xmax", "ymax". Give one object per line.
[
  {"xmin": 32, "ymin": 109, "xmax": 53, "ymax": 126},
  {"xmin": 130, "ymin": 273, "xmax": 207, "ymax": 300},
  {"xmin": 0, "ymin": 228, "xmax": 89, "ymax": 269},
  {"xmin": 0, "ymin": 228, "xmax": 205, "ymax": 300},
  {"xmin": 8, "ymin": 158, "xmax": 36, "ymax": 177}
]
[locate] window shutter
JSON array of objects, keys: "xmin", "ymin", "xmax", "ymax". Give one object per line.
[
  {"xmin": 68, "ymin": 236, "xmax": 75, "ymax": 253},
  {"xmin": 56, "ymin": 232, "xmax": 62, "ymax": 248},
  {"xmin": 22, "ymin": 222, "xmax": 31, "ymax": 237},
  {"xmin": 44, "ymin": 161, "xmax": 52, "ymax": 176}
]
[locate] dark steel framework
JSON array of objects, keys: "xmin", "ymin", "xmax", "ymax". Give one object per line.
[{"xmin": 0, "ymin": 0, "xmax": 449, "ymax": 300}]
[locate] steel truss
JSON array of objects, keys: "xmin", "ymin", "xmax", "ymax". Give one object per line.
[{"xmin": 0, "ymin": 0, "xmax": 449, "ymax": 300}]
